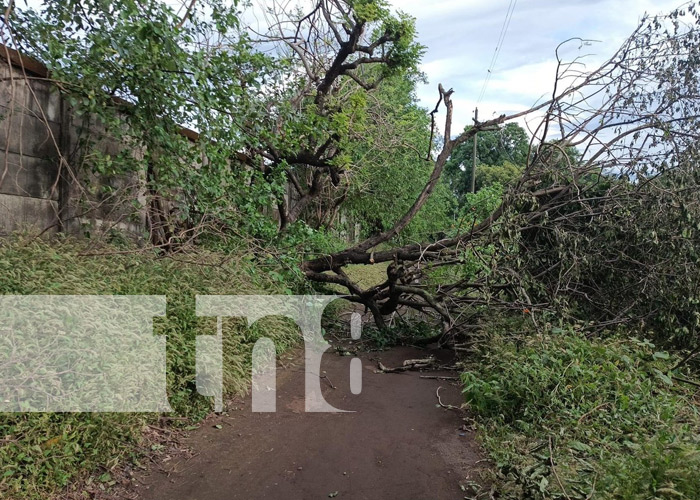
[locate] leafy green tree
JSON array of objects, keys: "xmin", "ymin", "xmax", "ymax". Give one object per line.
[
  {"xmin": 445, "ymin": 122, "xmax": 529, "ymax": 202},
  {"xmin": 247, "ymin": 0, "xmax": 425, "ymax": 229},
  {"xmin": 9, "ymin": 0, "xmax": 281, "ymax": 245},
  {"xmin": 339, "ymin": 73, "xmax": 453, "ymax": 243},
  {"xmin": 474, "ymin": 161, "xmax": 522, "ymax": 192}
]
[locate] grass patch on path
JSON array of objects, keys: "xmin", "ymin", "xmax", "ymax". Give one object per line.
[{"xmin": 343, "ymin": 262, "xmax": 390, "ymax": 289}]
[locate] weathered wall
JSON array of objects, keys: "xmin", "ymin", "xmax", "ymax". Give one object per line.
[
  {"xmin": 0, "ymin": 53, "xmax": 62, "ymax": 234},
  {"xmin": 0, "ymin": 46, "xmax": 176, "ymax": 239}
]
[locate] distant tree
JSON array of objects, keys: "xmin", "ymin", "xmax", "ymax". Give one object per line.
[
  {"xmin": 340, "ymin": 74, "xmax": 454, "ymax": 244},
  {"xmin": 474, "ymin": 161, "xmax": 522, "ymax": 192},
  {"xmin": 445, "ymin": 122, "xmax": 529, "ymax": 201},
  {"xmin": 249, "ymin": 0, "xmax": 425, "ymax": 230}
]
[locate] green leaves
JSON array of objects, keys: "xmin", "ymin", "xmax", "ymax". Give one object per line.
[
  {"xmin": 10, "ymin": 0, "xmax": 281, "ymax": 237},
  {"xmin": 341, "ymin": 74, "xmax": 453, "ymax": 243},
  {"xmin": 351, "ymin": 0, "xmax": 389, "ymax": 22},
  {"xmin": 445, "ymin": 122, "xmax": 529, "ymax": 204},
  {"xmin": 652, "ymin": 368, "xmax": 674, "ymax": 386},
  {"xmin": 463, "ymin": 325, "xmax": 700, "ymax": 499}
]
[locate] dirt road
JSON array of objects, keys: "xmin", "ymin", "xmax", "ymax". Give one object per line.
[{"xmin": 135, "ymin": 344, "xmax": 483, "ymax": 500}]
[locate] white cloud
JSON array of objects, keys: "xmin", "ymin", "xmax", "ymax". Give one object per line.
[{"xmin": 391, "ymin": 0, "xmax": 685, "ymax": 135}]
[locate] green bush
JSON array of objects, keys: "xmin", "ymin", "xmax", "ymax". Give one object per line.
[
  {"xmin": 0, "ymin": 235, "xmax": 302, "ymax": 498},
  {"xmin": 462, "ymin": 324, "xmax": 700, "ymax": 499}
]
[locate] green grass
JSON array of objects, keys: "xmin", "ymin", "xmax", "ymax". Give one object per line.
[
  {"xmin": 462, "ymin": 320, "xmax": 700, "ymax": 499},
  {"xmin": 0, "ymin": 235, "xmax": 303, "ymax": 499},
  {"xmin": 321, "ymin": 262, "xmax": 389, "ymax": 297},
  {"xmin": 343, "ymin": 262, "xmax": 389, "ymax": 289}
]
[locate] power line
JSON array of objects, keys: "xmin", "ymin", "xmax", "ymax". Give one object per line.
[
  {"xmin": 477, "ymin": 0, "xmax": 516, "ymax": 104},
  {"xmin": 478, "ymin": 0, "xmax": 517, "ymax": 103},
  {"xmin": 477, "ymin": 0, "xmax": 518, "ymax": 105}
]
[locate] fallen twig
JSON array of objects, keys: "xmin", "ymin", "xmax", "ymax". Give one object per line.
[
  {"xmin": 321, "ymin": 374, "xmax": 336, "ymax": 389},
  {"xmin": 420, "ymin": 375, "xmax": 460, "ymax": 381},
  {"xmin": 376, "ymin": 356, "xmax": 435, "ymax": 373},
  {"xmin": 435, "ymin": 386, "xmax": 461, "ymax": 411},
  {"xmin": 584, "ymin": 473, "xmax": 598, "ymax": 500},
  {"xmin": 577, "ymin": 402, "xmax": 610, "ymax": 424},
  {"xmin": 376, "ymin": 361, "xmax": 401, "ymax": 373},
  {"xmin": 672, "ymin": 375, "xmax": 700, "ymax": 389},
  {"xmin": 403, "ymin": 357, "xmax": 435, "ymax": 367},
  {"xmin": 549, "ymin": 436, "xmax": 572, "ymax": 500},
  {"xmin": 671, "ymin": 341, "xmax": 700, "ymax": 371},
  {"xmin": 436, "ymin": 364, "xmax": 460, "ymax": 371}
]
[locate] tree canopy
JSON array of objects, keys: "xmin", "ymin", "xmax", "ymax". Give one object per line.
[{"xmin": 6, "ymin": 0, "xmax": 430, "ymax": 245}]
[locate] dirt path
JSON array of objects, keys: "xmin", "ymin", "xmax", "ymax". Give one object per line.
[{"xmin": 134, "ymin": 345, "xmax": 484, "ymax": 500}]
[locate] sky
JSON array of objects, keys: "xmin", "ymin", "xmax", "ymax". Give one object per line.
[{"xmin": 390, "ymin": 0, "xmax": 685, "ymax": 133}]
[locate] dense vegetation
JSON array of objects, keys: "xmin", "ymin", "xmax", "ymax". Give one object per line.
[
  {"xmin": 2, "ymin": 0, "xmax": 700, "ymax": 498},
  {"xmin": 462, "ymin": 318, "xmax": 700, "ymax": 499}
]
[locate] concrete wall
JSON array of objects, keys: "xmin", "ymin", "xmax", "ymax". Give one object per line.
[
  {"xmin": 0, "ymin": 55, "xmax": 62, "ymax": 234},
  {"xmin": 0, "ymin": 46, "xmax": 182, "ymax": 239}
]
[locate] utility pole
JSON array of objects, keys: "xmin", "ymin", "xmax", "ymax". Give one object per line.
[{"xmin": 471, "ymin": 107, "xmax": 478, "ymax": 194}]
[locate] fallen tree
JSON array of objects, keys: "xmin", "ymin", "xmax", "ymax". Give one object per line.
[{"xmin": 302, "ymin": 4, "xmax": 700, "ymax": 349}]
